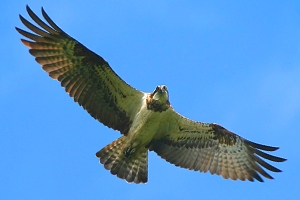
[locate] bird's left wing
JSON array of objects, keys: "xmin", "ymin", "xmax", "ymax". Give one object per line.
[
  {"xmin": 16, "ymin": 6, "xmax": 145, "ymax": 135},
  {"xmin": 149, "ymin": 109, "xmax": 286, "ymax": 182}
]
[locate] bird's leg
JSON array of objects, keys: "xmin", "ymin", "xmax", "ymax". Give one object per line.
[
  {"xmin": 123, "ymin": 142, "xmax": 140, "ymax": 158},
  {"xmin": 123, "ymin": 146, "xmax": 135, "ymax": 158}
]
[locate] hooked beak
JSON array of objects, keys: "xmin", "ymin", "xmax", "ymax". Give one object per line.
[{"xmin": 157, "ymin": 87, "xmax": 163, "ymax": 94}]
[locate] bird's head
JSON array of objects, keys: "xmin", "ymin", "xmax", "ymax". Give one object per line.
[{"xmin": 151, "ymin": 85, "xmax": 169, "ymax": 104}]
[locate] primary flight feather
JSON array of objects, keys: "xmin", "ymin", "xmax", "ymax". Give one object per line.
[{"xmin": 16, "ymin": 5, "xmax": 286, "ymax": 183}]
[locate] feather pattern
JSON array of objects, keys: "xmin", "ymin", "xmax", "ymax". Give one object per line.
[
  {"xmin": 150, "ymin": 110, "xmax": 286, "ymax": 182},
  {"xmin": 96, "ymin": 136, "xmax": 148, "ymax": 183},
  {"xmin": 16, "ymin": 5, "xmax": 145, "ymax": 135}
]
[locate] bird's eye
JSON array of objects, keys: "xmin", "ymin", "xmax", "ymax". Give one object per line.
[
  {"xmin": 156, "ymin": 86, "xmax": 159, "ymax": 91},
  {"xmin": 162, "ymin": 86, "xmax": 167, "ymax": 90}
]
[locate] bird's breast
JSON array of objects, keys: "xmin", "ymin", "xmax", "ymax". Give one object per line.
[{"xmin": 126, "ymin": 105, "xmax": 172, "ymax": 148}]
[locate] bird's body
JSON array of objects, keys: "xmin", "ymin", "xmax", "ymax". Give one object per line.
[
  {"xmin": 16, "ymin": 5, "xmax": 286, "ymax": 184},
  {"xmin": 119, "ymin": 93, "xmax": 167, "ymax": 155},
  {"xmin": 125, "ymin": 101, "xmax": 168, "ymax": 150}
]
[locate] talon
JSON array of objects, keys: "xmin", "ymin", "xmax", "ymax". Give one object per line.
[{"xmin": 123, "ymin": 146, "xmax": 135, "ymax": 158}]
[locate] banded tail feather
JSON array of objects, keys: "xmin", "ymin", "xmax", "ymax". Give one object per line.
[{"xmin": 96, "ymin": 136, "xmax": 148, "ymax": 184}]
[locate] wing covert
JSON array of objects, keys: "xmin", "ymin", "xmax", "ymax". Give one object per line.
[
  {"xmin": 16, "ymin": 5, "xmax": 145, "ymax": 135},
  {"xmin": 150, "ymin": 110, "xmax": 286, "ymax": 182}
]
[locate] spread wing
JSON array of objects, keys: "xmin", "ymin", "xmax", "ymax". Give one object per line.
[
  {"xmin": 16, "ymin": 5, "xmax": 145, "ymax": 135},
  {"xmin": 150, "ymin": 109, "xmax": 286, "ymax": 182}
]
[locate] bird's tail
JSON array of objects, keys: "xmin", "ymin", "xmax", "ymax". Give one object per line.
[{"xmin": 96, "ymin": 136, "xmax": 148, "ymax": 184}]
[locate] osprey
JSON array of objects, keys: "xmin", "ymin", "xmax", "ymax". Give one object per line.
[{"xmin": 16, "ymin": 5, "xmax": 286, "ymax": 184}]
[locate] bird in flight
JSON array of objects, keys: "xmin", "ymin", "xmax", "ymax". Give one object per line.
[{"xmin": 16, "ymin": 5, "xmax": 286, "ymax": 184}]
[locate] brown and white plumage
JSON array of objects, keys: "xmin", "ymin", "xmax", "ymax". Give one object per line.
[
  {"xmin": 149, "ymin": 114, "xmax": 285, "ymax": 182},
  {"xmin": 16, "ymin": 5, "xmax": 286, "ymax": 184},
  {"xmin": 16, "ymin": 5, "xmax": 144, "ymax": 136}
]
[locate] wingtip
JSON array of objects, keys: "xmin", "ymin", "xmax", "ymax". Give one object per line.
[
  {"xmin": 265, "ymin": 174, "xmax": 274, "ymax": 180},
  {"xmin": 25, "ymin": 5, "xmax": 44, "ymax": 17},
  {"xmin": 20, "ymin": 39, "xmax": 32, "ymax": 48},
  {"xmin": 26, "ymin": 4, "xmax": 32, "ymax": 13},
  {"xmin": 245, "ymin": 140, "xmax": 280, "ymax": 151},
  {"xmin": 15, "ymin": 26, "xmax": 21, "ymax": 32},
  {"xmin": 19, "ymin": 14, "xmax": 24, "ymax": 21},
  {"xmin": 271, "ymin": 146, "xmax": 280, "ymax": 151},
  {"xmin": 256, "ymin": 177, "xmax": 264, "ymax": 182},
  {"xmin": 41, "ymin": 6, "xmax": 48, "ymax": 18},
  {"xmin": 18, "ymin": 14, "xmax": 30, "ymax": 26},
  {"xmin": 15, "ymin": 27, "xmax": 25, "ymax": 39},
  {"xmin": 277, "ymin": 157, "xmax": 287, "ymax": 162}
]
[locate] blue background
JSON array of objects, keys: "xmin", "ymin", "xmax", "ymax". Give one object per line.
[{"xmin": 1, "ymin": 1, "xmax": 299, "ymax": 199}]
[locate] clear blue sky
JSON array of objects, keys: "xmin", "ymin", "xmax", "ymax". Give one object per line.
[{"xmin": 1, "ymin": 0, "xmax": 299, "ymax": 199}]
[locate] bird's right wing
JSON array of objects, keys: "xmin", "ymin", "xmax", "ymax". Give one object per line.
[{"xmin": 16, "ymin": 6, "xmax": 146, "ymax": 135}]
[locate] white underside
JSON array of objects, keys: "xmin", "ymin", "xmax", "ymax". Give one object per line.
[{"xmin": 125, "ymin": 95, "xmax": 176, "ymax": 148}]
